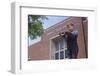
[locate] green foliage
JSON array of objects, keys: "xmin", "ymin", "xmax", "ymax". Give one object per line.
[{"xmin": 28, "ymin": 15, "xmax": 48, "ymax": 40}]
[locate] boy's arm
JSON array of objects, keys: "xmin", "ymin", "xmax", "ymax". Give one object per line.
[{"xmin": 59, "ymin": 31, "xmax": 71, "ymax": 37}]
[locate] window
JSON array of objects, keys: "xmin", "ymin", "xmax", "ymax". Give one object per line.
[
  {"xmin": 55, "ymin": 53, "xmax": 59, "ymax": 59},
  {"xmin": 53, "ymin": 37, "xmax": 68, "ymax": 60},
  {"xmin": 65, "ymin": 49, "xmax": 69, "ymax": 58},
  {"xmin": 55, "ymin": 39, "xmax": 59, "ymax": 51},
  {"xmin": 59, "ymin": 38, "xmax": 64, "ymax": 50},
  {"xmin": 60, "ymin": 51, "xmax": 64, "ymax": 59}
]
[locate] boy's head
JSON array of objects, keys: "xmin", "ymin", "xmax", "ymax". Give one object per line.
[{"xmin": 66, "ymin": 23, "xmax": 74, "ymax": 32}]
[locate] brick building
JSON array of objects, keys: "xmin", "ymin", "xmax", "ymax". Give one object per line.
[{"xmin": 28, "ymin": 17, "xmax": 88, "ymax": 61}]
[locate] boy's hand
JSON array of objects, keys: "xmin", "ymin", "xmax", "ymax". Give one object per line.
[
  {"xmin": 59, "ymin": 30, "xmax": 71, "ymax": 37},
  {"xmin": 59, "ymin": 32, "xmax": 65, "ymax": 36}
]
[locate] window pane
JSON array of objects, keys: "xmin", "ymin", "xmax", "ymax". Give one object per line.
[
  {"xmin": 55, "ymin": 53, "xmax": 59, "ymax": 59},
  {"xmin": 65, "ymin": 49, "xmax": 70, "ymax": 58},
  {"xmin": 60, "ymin": 51, "xmax": 64, "ymax": 59},
  {"xmin": 59, "ymin": 38, "xmax": 64, "ymax": 50},
  {"xmin": 64, "ymin": 38, "xmax": 67, "ymax": 48},
  {"xmin": 65, "ymin": 49, "xmax": 68, "ymax": 58},
  {"xmin": 55, "ymin": 40, "xmax": 59, "ymax": 51}
]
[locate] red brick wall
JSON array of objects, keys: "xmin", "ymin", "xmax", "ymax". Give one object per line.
[{"xmin": 28, "ymin": 40, "xmax": 50, "ymax": 60}]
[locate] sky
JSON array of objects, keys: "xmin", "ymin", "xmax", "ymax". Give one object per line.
[{"xmin": 28, "ymin": 16, "xmax": 68, "ymax": 46}]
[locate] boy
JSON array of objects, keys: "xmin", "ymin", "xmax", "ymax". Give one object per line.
[{"xmin": 59, "ymin": 23, "xmax": 79, "ymax": 59}]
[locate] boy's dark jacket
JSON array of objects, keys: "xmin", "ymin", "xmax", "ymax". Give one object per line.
[{"xmin": 62, "ymin": 30, "xmax": 79, "ymax": 58}]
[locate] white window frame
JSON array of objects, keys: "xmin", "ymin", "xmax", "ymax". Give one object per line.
[{"xmin": 54, "ymin": 37, "xmax": 67, "ymax": 60}]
